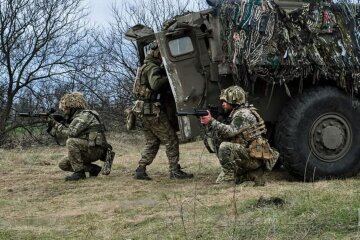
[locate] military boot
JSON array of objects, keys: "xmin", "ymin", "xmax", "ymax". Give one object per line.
[
  {"xmin": 65, "ymin": 170, "xmax": 86, "ymax": 181},
  {"xmin": 215, "ymin": 169, "xmax": 234, "ymax": 184},
  {"xmin": 88, "ymin": 164, "xmax": 101, "ymax": 177},
  {"xmin": 134, "ymin": 165, "xmax": 152, "ymax": 180},
  {"xmin": 170, "ymin": 164, "xmax": 194, "ymax": 179}
]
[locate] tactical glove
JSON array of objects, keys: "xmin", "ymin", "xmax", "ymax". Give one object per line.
[{"xmin": 47, "ymin": 117, "xmax": 57, "ymax": 129}]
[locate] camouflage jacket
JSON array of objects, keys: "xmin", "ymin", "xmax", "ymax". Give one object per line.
[
  {"xmin": 50, "ymin": 109, "xmax": 106, "ymax": 142},
  {"xmin": 138, "ymin": 54, "xmax": 178, "ymax": 129},
  {"xmin": 208, "ymin": 105, "xmax": 258, "ymax": 145},
  {"xmin": 141, "ymin": 54, "xmax": 168, "ymax": 93}
]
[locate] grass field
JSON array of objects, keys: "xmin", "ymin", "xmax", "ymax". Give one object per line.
[{"xmin": 0, "ymin": 133, "xmax": 360, "ymax": 239}]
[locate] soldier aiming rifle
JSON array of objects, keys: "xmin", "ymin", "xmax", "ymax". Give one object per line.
[{"xmin": 46, "ymin": 92, "xmax": 115, "ymax": 181}]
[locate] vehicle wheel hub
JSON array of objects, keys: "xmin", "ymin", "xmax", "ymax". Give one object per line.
[
  {"xmin": 321, "ymin": 126, "xmax": 343, "ymax": 150},
  {"xmin": 310, "ymin": 113, "xmax": 352, "ymax": 162}
]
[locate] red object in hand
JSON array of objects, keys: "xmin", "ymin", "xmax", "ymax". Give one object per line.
[{"xmin": 200, "ymin": 110, "xmax": 211, "ymax": 125}]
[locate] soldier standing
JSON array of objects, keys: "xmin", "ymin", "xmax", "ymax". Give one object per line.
[
  {"xmin": 48, "ymin": 92, "xmax": 115, "ymax": 181},
  {"xmin": 200, "ymin": 86, "xmax": 279, "ymax": 185},
  {"xmin": 132, "ymin": 42, "xmax": 193, "ymax": 180}
]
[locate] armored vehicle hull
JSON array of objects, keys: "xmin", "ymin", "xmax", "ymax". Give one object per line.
[{"xmin": 126, "ymin": 0, "xmax": 360, "ymax": 180}]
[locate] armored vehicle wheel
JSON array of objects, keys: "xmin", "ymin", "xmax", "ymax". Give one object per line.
[{"xmin": 275, "ymin": 87, "xmax": 360, "ymax": 180}]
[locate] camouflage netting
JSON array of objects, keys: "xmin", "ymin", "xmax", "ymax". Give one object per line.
[{"xmin": 218, "ymin": 0, "xmax": 360, "ymax": 93}]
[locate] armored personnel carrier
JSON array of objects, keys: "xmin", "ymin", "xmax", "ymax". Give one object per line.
[{"xmin": 126, "ymin": 0, "xmax": 360, "ymax": 180}]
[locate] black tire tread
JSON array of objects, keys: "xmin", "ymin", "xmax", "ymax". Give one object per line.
[{"xmin": 274, "ymin": 86, "xmax": 360, "ymax": 180}]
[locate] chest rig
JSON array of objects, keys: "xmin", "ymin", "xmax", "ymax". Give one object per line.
[
  {"xmin": 132, "ymin": 65, "xmax": 161, "ymax": 116},
  {"xmin": 81, "ymin": 110, "xmax": 107, "ymax": 147},
  {"xmin": 241, "ymin": 107, "xmax": 267, "ymax": 142},
  {"xmin": 243, "ymin": 108, "xmax": 272, "ymax": 161},
  {"xmin": 133, "ymin": 66, "xmax": 152, "ymax": 100}
]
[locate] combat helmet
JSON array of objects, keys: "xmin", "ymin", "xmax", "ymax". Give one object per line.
[
  {"xmin": 59, "ymin": 92, "xmax": 88, "ymax": 111},
  {"xmin": 220, "ymin": 86, "xmax": 246, "ymax": 105}
]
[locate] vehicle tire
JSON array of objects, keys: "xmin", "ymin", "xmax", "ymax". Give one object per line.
[{"xmin": 274, "ymin": 87, "xmax": 360, "ymax": 180}]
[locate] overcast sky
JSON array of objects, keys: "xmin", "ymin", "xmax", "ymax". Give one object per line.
[
  {"xmin": 86, "ymin": 0, "xmax": 115, "ymax": 27},
  {"xmin": 85, "ymin": 0, "xmax": 359, "ymax": 27}
]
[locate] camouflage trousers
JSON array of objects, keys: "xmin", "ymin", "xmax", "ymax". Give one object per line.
[
  {"xmin": 138, "ymin": 111, "xmax": 179, "ymax": 170},
  {"xmin": 59, "ymin": 138, "xmax": 106, "ymax": 172},
  {"xmin": 217, "ymin": 142, "xmax": 264, "ymax": 183}
]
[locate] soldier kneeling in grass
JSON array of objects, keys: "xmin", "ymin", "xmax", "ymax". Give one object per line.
[
  {"xmin": 48, "ymin": 92, "xmax": 115, "ymax": 181},
  {"xmin": 200, "ymin": 86, "xmax": 279, "ymax": 186}
]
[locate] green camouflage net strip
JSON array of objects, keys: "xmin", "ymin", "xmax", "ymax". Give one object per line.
[{"xmin": 218, "ymin": 0, "xmax": 360, "ymax": 93}]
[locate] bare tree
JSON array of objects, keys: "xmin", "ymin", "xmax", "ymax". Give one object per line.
[
  {"xmin": 96, "ymin": 0, "xmax": 208, "ymax": 110},
  {"xmin": 0, "ymin": 0, "xmax": 93, "ymax": 144}
]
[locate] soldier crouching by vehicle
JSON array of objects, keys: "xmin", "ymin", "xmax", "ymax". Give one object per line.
[
  {"xmin": 131, "ymin": 41, "xmax": 193, "ymax": 180},
  {"xmin": 200, "ymin": 86, "xmax": 279, "ymax": 186},
  {"xmin": 48, "ymin": 92, "xmax": 115, "ymax": 181}
]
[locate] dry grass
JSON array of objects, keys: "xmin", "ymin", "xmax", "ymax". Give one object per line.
[{"xmin": 1, "ymin": 132, "xmax": 360, "ymax": 239}]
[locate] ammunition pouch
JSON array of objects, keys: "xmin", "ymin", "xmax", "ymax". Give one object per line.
[
  {"xmin": 134, "ymin": 84, "xmax": 152, "ymax": 99},
  {"xmin": 125, "ymin": 108, "xmax": 136, "ymax": 130},
  {"xmin": 133, "ymin": 66, "xmax": 152, "ymax": 99},
  {"xmin": 264, "ymin": 148, "xmax": 279, "ymax": 171},
  {"xmin": 249, "ymin": 138, "xmax": 272, "ymax": 161},
  {"xmin": 88, "ymin": 131, "xmax": 105, "ymax": 147},
  {"xmin": 133, "ymin": 100, "xmax": 161, "ymax": 116}
]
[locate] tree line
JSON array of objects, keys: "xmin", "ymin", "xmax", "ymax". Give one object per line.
[{"xmin": 0, "ymin": 0, "xmax": 206, "ymax": 146}]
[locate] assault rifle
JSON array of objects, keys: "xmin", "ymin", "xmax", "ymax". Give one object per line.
[
  {"xmin": 176, "ymin": 105, "xmax": 220, "ymax": 118},
  {"xmin": 18, "ymin": 108, "xmax": 66, "ymax": 144},
  {"xmin": 18, "ymin": 108, "xmax": 65, "ymax": 124}
]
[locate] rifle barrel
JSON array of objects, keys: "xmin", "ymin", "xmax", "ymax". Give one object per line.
[
  {"xmin": 18, "ymin": 112, "xmax": 48, "ymax": 118},
  {"xmin": 176, "ymin": 110, "xmax": 209, "ymax": 117}
]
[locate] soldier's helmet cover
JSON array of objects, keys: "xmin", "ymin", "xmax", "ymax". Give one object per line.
[
  {"xmin": 220, "ymin": 86, "xmax": 246, "ymax": 105},
  {"xmin": 59, "ymin": 92, "xmax": 89, "ymax": 111}
]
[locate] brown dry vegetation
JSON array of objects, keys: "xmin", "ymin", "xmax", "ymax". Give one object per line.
[{"xmin": 1, "ymin": 132, "xmax": 360, "ymax": 239}]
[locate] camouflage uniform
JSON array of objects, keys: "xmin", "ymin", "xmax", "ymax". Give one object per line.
[
  {"xmin": 49, "ymin": 92, "xmax": 114, "ymax": 181},
  {"xmin": 139, "ymin": 111, "xmax": 179, "ymax": 168},
  {"xmin": 206, "ymin": 86, "xmax": 279, "ymax": 185},
  {"xmin": 133, "ymin": 45, "xmax": 193, "ymax": 179}
]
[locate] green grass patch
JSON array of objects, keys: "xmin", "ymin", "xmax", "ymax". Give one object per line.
[{"xmin": 0, "ymin": 139, "xmax": 360, "ymax": 239}]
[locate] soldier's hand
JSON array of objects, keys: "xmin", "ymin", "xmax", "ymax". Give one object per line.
[
  {"xmin": 200, "ymin": 111, "xmax": 212, "ymax": 125},
  {"xmin": 47, "ymin": 117, "xmax": 57, "ymax": 128}
]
